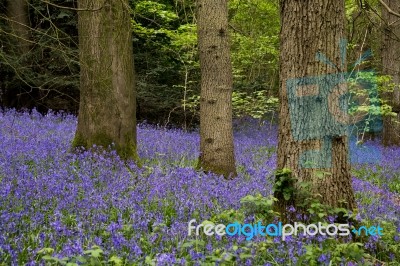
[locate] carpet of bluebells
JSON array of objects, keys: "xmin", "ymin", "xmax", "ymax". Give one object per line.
[{"xmin": 0, "ymin": 110, "xmax": 399, "ymax": 265}]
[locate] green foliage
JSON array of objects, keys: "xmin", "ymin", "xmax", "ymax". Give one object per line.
[
  {"xmin": 232, "ymin": 91, "xmax": 278, "ymax": 120},
  {"xmin": 180, "ymin": 237, "xmax": 253, "ymax": 264},
  {"xmin": 348, "ymin": 71, "xmax": 396, "ymax": 141},
  {"xmin": 272, "ymin": 168, "xmax": 357, "ymax": 224},
  {"xmin": 37, "ymin": 245, "xmax": 124, "ymax": 266},
  {"xmin": 229, "ymin": 0, "xmax": 280, "ymax": 94},
  {"xmin": 240, "ymin": 194, "xmax": 279, "ymax": 221},
  {"xmin": 131, "ymin": 0, "xmax": 200, "ymax": 126},
  {"xmin": 210, "ymin": 209, "xmax": 245, "ymax": 225},
  {"xmin": 273, "ymin": 168, "xmax": 296, "ymax": 201},
  {"xmin": 1, "ymin": 0, "xmax": 281, "ymax": 126},
  {"xmin": 170, "ymin": 24, "xmax": 197, "ymax": 52},
  {"xmin": 298, "ymin": 241, "xmax": 367, "ymax": 265},
  {"xmin": 185, "ymin": 91, "xmax": 278, "ymax": 121},
  {"xmin": 132, "ymin": 0, "xmax": 280, "ymax": 126},
  {"xmin": 135, "ymin": 1, "xmax": 178, "ymax": 24}
]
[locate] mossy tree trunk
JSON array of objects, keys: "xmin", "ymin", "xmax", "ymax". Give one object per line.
[
  {"xmin": 382, "ymin": 0, "xmax": 400, "ymax": 146},
  {"xmin": 74, "ymin": 0, "xmax": 137, "ymax": 160},
  {"xmin": 7, "ymin": 0, "xmax": 30, "ymax": 53},
  {"xmin": 275, "ymin": 0, "xmax": 355, "ymax": 220},
  {"xmin": 196, "ymin": 0, "xmax": 237, "ymax": 178}
]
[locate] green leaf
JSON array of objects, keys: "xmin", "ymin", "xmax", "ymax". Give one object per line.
[
  {"xmin": 108, "ymin": 256, "xmax": 123, "ymax": 265},
  {"xmin": 42, "ymin": 255, "xmax": 54, "ymax": 261},
  {"xmin": 75, "ymin": 256, "xmax": 87, "ymax": 263},
  {"xmin": 239, "ymin": 253, "xmax": 253, "ymax": 259},
  {"xmin": 84, "ymin": 247, "xmax": 103, "ymax": 258},
  {"xmin": 37, "ymin": 247, "xmax": 54, "ymax": 254},
  {"xmin": 283, "ymin": 193, "xmax": 291, "ymax": 201},
  {"xmin": 145, "ymin": 255, "xmax": 156, "ymax": 266}
]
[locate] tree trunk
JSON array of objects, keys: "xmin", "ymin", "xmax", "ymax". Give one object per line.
[
  {"xmin": 275, "ymin": 0, "xmax": 355, "ymax": 220},
  {"xmin": 73, "ymin": 0, "xmax": 137, "ymax": 160},
  {"xmin": 382, "ymin": 0, "xmax": 400, "ymax": 146},
  {"xmin": 7, "ymin": 0, "xmax": 30, "ymax": 53},
  {"xmin": 196, "ymin": 0, "xmax": 237, "ymax": 178}
]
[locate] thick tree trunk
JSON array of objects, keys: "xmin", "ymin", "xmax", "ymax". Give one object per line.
[
  {"xmin": 275, "ymin": 0, "xmax": 355, "ymax": 219},
  {"xmin": 7, "ymin": 0, "xmax": 30, "ymax": 53},
  {"xmin": 73, "ymin": 0, "xmax": 137, "ymax": 160},
  {"xmin": 196, "ymin": 0, "xmax": 237, "ymax": 178},
  {"xmin": 382, "ymin": 0, "xmax": 400, "ymax": 146}
]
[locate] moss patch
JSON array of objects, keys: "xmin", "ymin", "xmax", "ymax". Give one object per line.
[
  {"xmin": 72, "ymin": 133, "xmax": 87, "ymax": 148},
  {"xmin": 73, "ymin": 131, "xmax": 141, "ymax": 165}
]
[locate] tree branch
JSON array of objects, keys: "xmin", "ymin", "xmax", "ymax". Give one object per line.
[
  {"xmin": 378, "ymin": 0, "xmax": 400, "ymax": 18},
  {"xmin": 228, "ymin": 23, "xmax": 246, "ymax": 36}
]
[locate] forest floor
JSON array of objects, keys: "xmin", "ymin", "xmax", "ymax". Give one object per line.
[{"xmin": 0, "ymin": 110, "xmax": 399, "ymax": 265}]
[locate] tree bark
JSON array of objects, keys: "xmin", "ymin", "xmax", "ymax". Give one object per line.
[
  {"xmin": 7, "ymin": 0, "xmax": 30, "ymax": 53},
  {"xmin": 196, "ymin": 0, "xmax": 237, "ymax": 178},
  {"xmin": 382, "ymin": 0, "xmax": 400, "ymax": 146},
  {"xmin": 73, "ymin": 0, "xmax": 137, "ymax": 160},
  {"xmin": 275, "ymin": 0, "xmax": 355, "ymax": 220}
]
